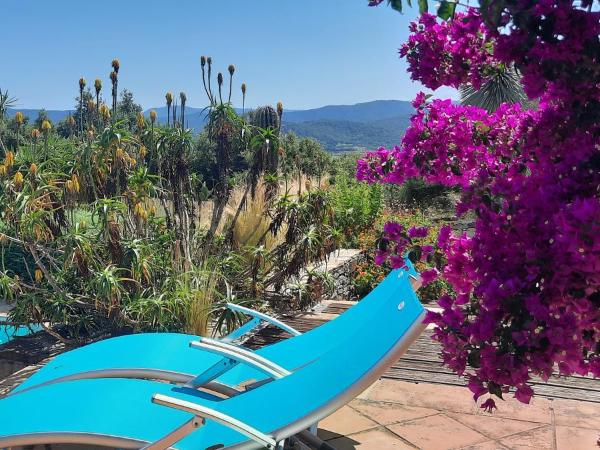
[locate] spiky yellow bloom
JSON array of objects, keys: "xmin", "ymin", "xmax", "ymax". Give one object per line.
[
  {"xmin": 136, "ymin": 112, "xmax": 145, "ymax": 129},
  {"xmin": 139, "ymin": 146, "xmax": 148, "ymax": 159},
  {"xmin": 111, "ymin": 58, "xmax": 120, "ymax": 72},
  {"xmin": 67, "ymin": 115, "xmax": 76, "ymax": 127},
  {"xmin": 34, "ymin": 268, "xmax": 43, "ymax": 283},
  {"xmin": 41, "ymin": 120, "xmax": 52, "ymax": 133},
  {"xmin": 134, "ymin": 202, "xmax": 147, "ymax": 221},
  {"xmin": 4, "ymin": 151, "xmax": 14, "ymax": 168},
  {"xmin": 217, "ymin": 72, "xmax": 223, "ymax": 86},
  {"xmin": 149, "ymin": 205, "xmax": 157, "ymax": 216},
  {"xmin": 0, "ymin": 165, "xmax": 6, "ymax": 177},
  {"xmin": 87, "ymin": 130, "xmax": 95, "ymax": 141},
  {"xmin": 30, "ymin": 163, "xmax": 38, "ymax": 175},
  {"xmin": 31, "ymin": 128, "xmax": 41, "ymax": 140},
  {"xmin": 87, "ymin": 99, "xmax": 96, "ymax": 110},
  {"xmin": 277, "ymin": 101, "xmax": 283, "ymax": 117},
  {"xmin": 65, "ymin": 180, "xmax": 74, "ymax": 193},
  {"xmin": 129, "ymin": 157, "xmax": 137, "ymax": 168},
  {"xmin": 71, "ymin": 174, "xmax": 80, "ymax": 193},
  {"xmin": 13, "ymin": 171, "xmax": 23, "ymax": 189},
  {"xmin": 115, "ymin": 147, "xmax": 125, "ymax": 160},
  {"xmin": 241, "ymin": 83, "xmax": 247, "ymax": 95},
  {"xmin": 228, "ymin": 64, "xmax": 235, "ymax": 75},
  {"xmin": 94, "ymin": 78, "xmax": 102, "ymax": 93},
  {"xmin": 165, "ymin": 92, "xmax": 173, "ymax": 105},
  {"xmin": 79, "ymin": 77, "xmax": 86, "ymax": 90},
  {"xmin": 0, "ymin": 233, "xmax": 7, "ymax": 245},
  {"xmin": 110, "ymin": 71, "xmax": 117, "ymax": 83},
  {"xmin": 99, "ymin": 104, "xmax": 110, "ymax": 123},
  {"xmin": 14, "ymin": 111, "xmax": 24, "ymax": 126},
  {"xmin": 149, "ymin": 110, "xmax": 157, "ymax": 124}
]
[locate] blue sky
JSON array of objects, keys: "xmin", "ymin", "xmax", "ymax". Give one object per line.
[{"xmin": 1, "ymin": 0, "xmax": 456, "ymax": 110}]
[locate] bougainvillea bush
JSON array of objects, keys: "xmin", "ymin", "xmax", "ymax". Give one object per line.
[
  {"xmin": 363, "ymin": 2, "xmax": 600, "ymax": 410},
  {"xmin": 353, "ymin": 210, "xmax": 451, "ymax": 302}
]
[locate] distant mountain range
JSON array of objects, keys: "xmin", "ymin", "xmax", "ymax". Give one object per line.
[{"xmin": 7, "ymin": 100, "xmax": 414, "ymax": 152}]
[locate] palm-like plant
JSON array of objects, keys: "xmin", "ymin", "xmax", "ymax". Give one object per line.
[
  {"xmin": 460, "ymin": 64, "xmax": 527, "ymax": 112},
  {"xmin": 0, "ymin": 88, "xmax": 17, "ymax": 153}
]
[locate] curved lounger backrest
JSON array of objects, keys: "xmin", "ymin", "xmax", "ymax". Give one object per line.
[{"xmin": 170, "ymin": 273, "xmax": 426, "ymax": 449}]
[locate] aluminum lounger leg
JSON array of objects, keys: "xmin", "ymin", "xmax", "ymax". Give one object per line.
[
  {"xmin": 296, "ymin": 430, "xmax": 337, "ymax": 450},
  {"xmin": 142, "ymin": 417, "xmax": 204, "ymax": 450}
]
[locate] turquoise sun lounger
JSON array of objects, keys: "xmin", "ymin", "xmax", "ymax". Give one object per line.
[
  {"xmin": 0, "ymin": 268, "xmax": 426, "ymax": 449},
  {"xmin": 15, "ymin": 261, "xmax": 421, "ymax": 395}
]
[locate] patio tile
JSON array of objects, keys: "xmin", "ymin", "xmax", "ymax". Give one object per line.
[
  {"xmin": 317, "ymin": 405, "xmax": 378, "ymax": 440},
  {"xmin": 552, "ymin": 397, "xmax": 600, "ymax": 429},
  {"xmin": 388, "ymin": 413, "xmax": 488, "ymax": 450},
  {"xmin": 447, "ymin": 412, "xmax": 544, "ymax": 440},
  {"xmin": 350, "ymin": 399, "xmax": 438, "ymax": 425},
  {"xmin": 327, "ymin": 428, "xmax": 417, "ymax": 450},
  {"xmin": 497, "ymin": 425, "xmax": 553, "ymax": 449},
  {"xmin": 364, "ymin": 380, "xmax": 479, "ymax": 414},
  {"xmin": 460, "ymin": 440, "xmax": 510, "ymax": 450},
  {"xmin": 362, "ymin": 380, "xmax": 552, "ymax": 424},
  {"xmin": 555, "ymin": 425, "xmax": 600, "ymax": 450}
]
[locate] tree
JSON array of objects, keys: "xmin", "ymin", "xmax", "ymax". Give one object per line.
[{"xmin": 117, "ymin": 89, "xmax": 143, "ymax": 132}]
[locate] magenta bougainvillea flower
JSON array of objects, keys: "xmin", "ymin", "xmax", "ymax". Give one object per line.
[{"xmin": 361, "ymin": 0, "xmax": 600, "ymax": 407}]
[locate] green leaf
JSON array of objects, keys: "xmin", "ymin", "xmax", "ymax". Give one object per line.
[
  {"xmin": 388, "ymin": 0, "xmax": 403, "ymax": 13},
  {"xmin": 437, "ymin": 1, "xmax": 456, "ymax": 20},
  {"xmin": 480, "ymin": 0, "xmax": 506, "ymax": 28},
  {"xmin": 418, "ymin": 0, "xmax": 428, "ymax": 14}
]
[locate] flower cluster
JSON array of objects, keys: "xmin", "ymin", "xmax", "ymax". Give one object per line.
[
  {"xmin": 399, "ymin": 9, "xmax": 498, "ymax": 90},
  {"xmin": 361, "ymin": 0, "xmax": 600, "ymax": 409},
  {"xmin": 494, "ymin": 0, "xmax": 600, "ymax": 104}
]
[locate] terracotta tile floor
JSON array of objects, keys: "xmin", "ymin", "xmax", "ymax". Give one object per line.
[{"xmin": 317, "ymin": 379, "xmax": 600, "ymax": 450}]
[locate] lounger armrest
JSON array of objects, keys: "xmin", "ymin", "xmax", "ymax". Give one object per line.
[
  {"xmin": 226, "ymin": 303, "xmax": 302, "ymax": 337},
  {"xmin": 190, "ymin": 338, "xmax": 291, "ymax": 379},
  {"xmin": 152, "ymin": 393, "xmax": 278, "ymax": 449}
]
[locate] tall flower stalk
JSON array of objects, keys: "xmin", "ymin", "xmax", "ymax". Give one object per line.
[
  {"xmin": 179, "ymin": 92, "xmax": 186, "ymax": 129},
  {"xmin": 165, "ymin": 92, "xmax": 173, "ymax": 127},
  {"xmin": 78, "ymin": 78, "xmax": 86, "ymax": 136},
  {"xmin": 110, "ymin": 59, "xmax": 120, "ymax": 118},
  {"xmin": 94, "ymin": 79, "xmax": 102, "ymax": 127}
]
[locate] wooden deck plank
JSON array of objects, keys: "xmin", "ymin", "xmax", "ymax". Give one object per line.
[{"xmin": 249, "ymin": 301, "xmax": 600, "ymax": 403}]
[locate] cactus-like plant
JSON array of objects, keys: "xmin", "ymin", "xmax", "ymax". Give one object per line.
[{"xmin": 251, "ymin": 105, "xmax": 279, "ymax": 130}]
